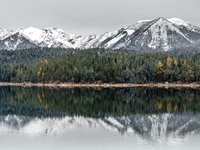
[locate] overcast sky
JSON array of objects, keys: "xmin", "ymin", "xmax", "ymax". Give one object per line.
[{"xmin": 0, "ymin": 0, "xmax": 199, "ymax": 35}]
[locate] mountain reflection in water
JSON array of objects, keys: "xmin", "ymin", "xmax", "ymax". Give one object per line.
[
  {"xmin": 0, "ymin": 113, "xmax": 200, "ymax": 141},
  {"xmin": 0, "ymin": 86, "xmax": 200, "ymax": 142}
]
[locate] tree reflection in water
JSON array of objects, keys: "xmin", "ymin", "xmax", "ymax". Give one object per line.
[{"xmin": 0, "ymin": 87, "xmax": 199, "ymax": 117}]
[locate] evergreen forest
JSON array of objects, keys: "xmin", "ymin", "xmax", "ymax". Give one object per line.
[{"xmin": 0, "ymin": 48, "xmax": 200, "ymax": 84}]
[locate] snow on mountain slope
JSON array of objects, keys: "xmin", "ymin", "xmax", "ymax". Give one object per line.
[
  {"xmin": 0, "ymin": 17, "xmax": 200, "ymax": 51},
  {"xmin": 43, "ymin": 28, "xmax": 76, "ymax": 48},
  {"xmin": 0, "ymin": 28, "xmax": 14, "ymax": 40},
  {"xmin": 22, "ymin": 27, "xmax": 75, "ymax": 48},
  {"xmin": 97, "ymin": 20, "xmax": 151, "ymax": 49},
  {"xmin": 81, "ymin": 31, "xmax": 118, "ymax": 49},
  {"xmin": 22, "ymin": 27, "xmax": 45, "ymax": 43},
  {"xmin": 148, "ymin": 18, "xmax": 172, "ymax": 50},
  {"xmin": 98, "ymin": 17, "xmax": 200, "ymax": 51},
  {"xmin": 0, "ymin": 32, "xmax": 38, "ymax": 50},
  {"xmin": 168, "ymin": 18, "xmax": 190, "ymax": 26},
  {"xmin": 168, "ymin": 18, "xmax": 200, "ymax": 42},
  {"xmin": 146, "ymin": 17, "xmax": 191, "ymax": 50},
  {"xmin": 168, "ymin": 18, "xmax": 200, "ymax": 34},
  {"xmin": 126, "ymin": 19, "xmax": 151, "ymax": 34}
]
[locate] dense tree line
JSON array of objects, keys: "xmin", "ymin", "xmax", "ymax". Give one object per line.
[
  {"xmin": 0, "ymin": 48, "xmax": 74, "ymax": 63},
  {"xmin": 1, "ymin": 49, "xmax": 200, "ymax": 83}
]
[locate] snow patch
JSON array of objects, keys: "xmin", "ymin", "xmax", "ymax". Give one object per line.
[
  {"xmin": 168, "ymin": 18, "xmax": 190, "ymax": 26},
  {"xmin": 23, "ymin": 27, "xmax": 45, "ymax": 43},
  {"xmin": 105, "ymin": 34, "xmax": 126, "ymax": 48}
]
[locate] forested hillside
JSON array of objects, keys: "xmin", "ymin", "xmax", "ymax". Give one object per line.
[{"xmin": 0, "ymin": 48, "xmax": 200, "ymax": 83}]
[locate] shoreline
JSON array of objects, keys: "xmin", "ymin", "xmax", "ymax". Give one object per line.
[{"xmin": 0, "ymin": 82, "xmax": 200, "ymax": 89}]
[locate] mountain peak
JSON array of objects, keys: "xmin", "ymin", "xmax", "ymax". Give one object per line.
[
  {"xmin": 153, "ymin": 17, "xmax": 170, "ymax": 24},
  {"xmin": 24, "ymin": 27, "xmax": 41, "ymax": 31},
  {"xmin": 156, "ymin": 17, "xmax": 166, "ymax": 21}
]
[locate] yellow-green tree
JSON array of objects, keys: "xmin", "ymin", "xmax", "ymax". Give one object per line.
[
  {"xmin": 157, "ymin": 100, "xmax": 163, "ymax": 110},
  {"xmin": 15, "ymin": 68, "xmax": 24, "ymax": 82},
  {"xmin": 183, "ymin": 59, "xmax": 187, "ymax": 66},
  {"xmin": 37, "ymin": 67, "xmax": 43, "ymax": 78},
  {"xmin": 174, "ymin": 58, "xmax": 178, "ymax": 66},
  {"xmin": 44, "ymin": 59, "xmax": 49, "ymax": 66},
  {"xmin": 157, "ymin": 60, "xmax": 163, "ymax": 71},
  {"xmin": 166, "ymin": 56, "xmax": 172, "ymax": 69}
]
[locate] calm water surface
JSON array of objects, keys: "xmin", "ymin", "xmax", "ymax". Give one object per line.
[{"xmin": 0, "ymin": 87, "xmax": 200, "ymax": 150}]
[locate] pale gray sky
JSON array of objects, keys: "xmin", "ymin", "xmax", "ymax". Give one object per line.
[{"xmin": 0, "ymin": 0, "xmax": 199, "ymax": 35}]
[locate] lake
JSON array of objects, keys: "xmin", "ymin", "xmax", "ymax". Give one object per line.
[{"xmin": 0, "ymin": 86, "xmax": 200, "ymax": 150}]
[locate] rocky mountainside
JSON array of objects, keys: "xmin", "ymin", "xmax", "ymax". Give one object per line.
[{"xmin": 0, "ymin": 17, "xmax": 200, "ymax": 51}]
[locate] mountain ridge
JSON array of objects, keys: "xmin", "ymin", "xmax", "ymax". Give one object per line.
[{"xmin": 1, "ymin": 17, "xmax": 200, "ymax": 51}]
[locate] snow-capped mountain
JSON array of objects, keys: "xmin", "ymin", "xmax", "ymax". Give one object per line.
[
  {"xmin": 0, "ymin": 17, "xmax": 200, "ymax": 51},
  {"xmin": 92, "ymin": 17, "xmax": 200, "ymax": 51}
]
